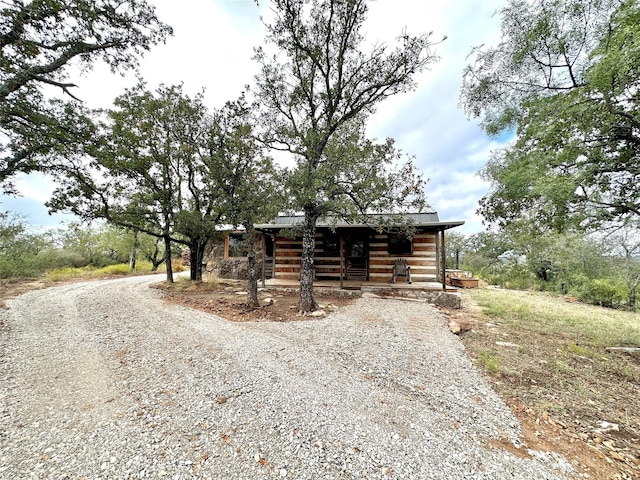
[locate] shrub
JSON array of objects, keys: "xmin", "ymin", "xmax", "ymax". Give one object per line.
[
  {"xmin": 172, "ymin": 259, "xmax": 187, "ymax": 273},
  {"xmin": 99, "ymin": 264, "xmax": 131, "ymax": 275},
  {"xmin": 46, "ymin": 266, "xmax": 94, "ymax": 281},
  {"xmin": 481, "ymin": 263, "xmax": 540, "ymax": 290},
  {"xmin": 578, "ymin": 278, "xmax": 628, "ymax": 309}
]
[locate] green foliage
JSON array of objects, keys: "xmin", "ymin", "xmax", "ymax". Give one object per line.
[
  {"xmin": 254, "ymin": 0, "xmax": 438, "ymax": 311},
  {"xmin": 49, "ymin": 84, "xmax": 216, "ymax": 282},
  {"xmin": 49, "ymin": 85, "xmax": 284, "ymax": 283},
  {"xmin": 444, "ymin": 231, "xmax": 467, "ymax": 269},
  {"xmin": 0, "ymin": 0, "xmax": 172, "ymax": 192},
  {"xmin": 462, "ymin": 0, "xmax": 640, "ymax": 230},
  {"xmin": 448, "ymin": 227, "xmax": 639, "ymax": 310},
  {"xmin": 0, "ymin": 211, "xmax": 50, "ymax": 278},
  {"xmin": 0, "ymin": 213, "xmax": 158, "ymax": 279},
  {"xmin": 577, "ymin": 277, "xmax": 629, "ymax": 308},
  {"xmin": 497, "ymin": 263, "xmax": 541, "ymax": 291}
]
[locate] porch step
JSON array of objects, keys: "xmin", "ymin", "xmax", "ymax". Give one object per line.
[{"xmin": 347, "ymin": 267, "xmax": 367, "ymax": 280}]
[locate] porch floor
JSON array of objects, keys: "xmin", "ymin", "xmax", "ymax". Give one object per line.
[{"xmin": 262, "ymin": 278, "xmax": 457, "ymax": 292}]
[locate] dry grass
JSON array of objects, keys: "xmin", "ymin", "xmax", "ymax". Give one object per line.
[{"xmin": 458, "ymin": 287, "xmax": 640, "ymax": 479}]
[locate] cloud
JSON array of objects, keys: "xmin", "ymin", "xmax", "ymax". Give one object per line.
[{"xmin": 365, "ymin": 0, "xmax": 506, "ymax": 231}]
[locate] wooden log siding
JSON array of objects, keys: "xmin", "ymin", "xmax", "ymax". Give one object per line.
[
  {"xmin": 273, "ymin": 236, "xmax": 300, "ymax": 278},
  {"xmin": 273, "ymin": 233, "xmax": 343, "ymax": 280},
  {"xmin": 273, "ymin": 230, "xmax": 439, "ymax": 282},
  {"xmin": 369, "ymin": 232, "xmax": 438, "ymax": 282}
]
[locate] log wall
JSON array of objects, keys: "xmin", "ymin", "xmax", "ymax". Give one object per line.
[
  {"xmin": 273, "ymin": 230, "xmax": 439, "ymax": 282},
  {"xmin": 369, "ymin": 232, "xmax": 438, "ymax": 282}
]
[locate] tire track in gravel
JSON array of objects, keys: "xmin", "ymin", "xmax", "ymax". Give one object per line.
[{"xmin": 0, "ymin": 282, "xmax": 121, "ymax": 418}]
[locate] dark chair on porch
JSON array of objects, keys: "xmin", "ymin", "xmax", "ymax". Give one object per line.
[{"xmin": 391, "ymin": 258, "xmax": 411, "ymax": 284}]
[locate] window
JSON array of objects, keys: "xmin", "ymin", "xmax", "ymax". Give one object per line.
[
  {"xmin": 388, "ymin": 234, "xmax": 413, "ymax": 255},
  {"xmin": 227, "ymin": 233, "xmax": 248, "ymax": 258},
  {"xmin": 322, "ymin": 232, "xmax": 340, "ymax": 255}
]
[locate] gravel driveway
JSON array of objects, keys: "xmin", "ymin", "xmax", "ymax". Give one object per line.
[{"xmin": 0, "ymin": 275, "xmax": 574, "ymax": 479}]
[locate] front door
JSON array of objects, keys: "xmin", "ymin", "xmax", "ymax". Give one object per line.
[{"xmin": 346, "ymin": 232, "xmax": 368, "ymax": 280}]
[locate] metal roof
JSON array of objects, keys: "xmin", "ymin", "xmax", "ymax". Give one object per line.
[{"xmin": 254, "ymin": 213, "xmax": 465, "ymax": 230}]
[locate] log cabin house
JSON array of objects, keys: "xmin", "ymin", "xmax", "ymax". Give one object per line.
[{"xmin": 251, "ymin": 212, "xmax": 464, "ymax": 290}]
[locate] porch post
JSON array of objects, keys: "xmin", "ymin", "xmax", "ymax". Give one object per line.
[
  {"xmin": 339, "ymin": 234, "xmax": 345, "ymax": 289},
  {"xmin": 441, "ymin": 229, "xmax": 447, "ymax": 290},
  {"xmin": 261, "ymin": 233, "xmax": 266, "ymax": 288},
  {"xmin": 272, "ymin": 234, "xmax": 277, "ymax": 280}
]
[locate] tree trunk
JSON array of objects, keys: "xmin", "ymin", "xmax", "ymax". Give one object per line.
[
  {"xmin": 299, "ymin": 207, "xmax": 319, "ymax": 312},
  {"xmin": 245, "ymin": 223, "xmax": 260, "ymax": 309},
  {"xmin": 129, "ymin": 230, "xmax": 139, "ymax": 271},
  {"xmin": 189, "ymin": 240, "xmax": 206, "ymax": 281},
  {"xmin": 129, "ymin": 251, "xmax": 136, "ymax": 271},
  {"xmin": 164, "ymin": 234, "xmax": 174, "ymax": 283},
  {"xmin": 147, "ymin": 238, "xmax": 164, "ymax": 271}
]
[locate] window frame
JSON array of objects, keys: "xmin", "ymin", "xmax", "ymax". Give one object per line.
[
  {"xmin": 226, "ymin": 232, "xmax": 248, "ymax": 258},
  {"xmin": 322, "ymin": 231, "xmax": 340, "ymax": 256},
  {"xmin": 388, "ymin": 233, "xmax": 413, "ymax": 256}
]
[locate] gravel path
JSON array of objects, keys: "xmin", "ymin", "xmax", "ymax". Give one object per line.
[{"xmin": 0, "ymin": 275, "xmax": 575, "ymax": 479}]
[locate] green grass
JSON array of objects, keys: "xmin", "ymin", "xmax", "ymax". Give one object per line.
[
  {"xmin": 461, "ymin": 286, "xmax": 640, "ymax": 463},
  {"xmin": 477, "ymin": 349, "xmax": 500, "ymax": 374},
  {"xmin": 465, "ymin": 287, "xmax": 640, "ymax": 348}
]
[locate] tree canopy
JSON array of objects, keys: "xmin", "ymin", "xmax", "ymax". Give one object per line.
[
  {"xmin": 461, "ymin": 0, "xmax": 639, "ymax": 231},
  {"xmin": 49, "ymin": 84, "xmax": 218, "ymax": 282},
  {"xmin": 208, "ymin": 97, "xmax": 282, "ymax": 307},
  {"xmin": 254, "ymin": 0, "xmax": 438, "ymax": 312},
  {"xmin": 48, "ymin": 84, "xmax": 283, "ymax": 286},
  {"xmin": 0, "ymin": 0, "xmax": 172, "ymax": 193}
]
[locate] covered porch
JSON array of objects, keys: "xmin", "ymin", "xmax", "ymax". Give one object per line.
[{"xmin": 256, "ymin": 213, "xmax": 465, "ymax": 290}]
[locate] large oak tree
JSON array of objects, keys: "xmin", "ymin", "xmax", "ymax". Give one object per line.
[
  {"xmin": 460, "ymin": 0, "xmax": 640, "ymax": 231},
  {"xmin": 254, "ymin": 0, "xmax": 438, "ymax": 312},
  {"xmin": 49, "ymin": 84, "xmax": 215, "ymax": 282}
]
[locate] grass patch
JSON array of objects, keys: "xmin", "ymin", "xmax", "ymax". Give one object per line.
[
  {"xmin": 477, "ymin": 349, "xmax": 500, "ymax": 374},
  {"xmin": 45, "ymin": 266, "xmax": 97, "ymax": 282},
  {"xmin": 45, "ymin": 261, "xmax": 162, "ymax": 282},
  {"xmin": 99, "ymin": 264, "xmax": 131, "ymax": 275},
  {"xmin": 466, "ymin": 288, "xmax": 639, "ymax": 348},
  {"xmin": 460, "ymin": 286, "xmax": 640, "ymax": 475}
]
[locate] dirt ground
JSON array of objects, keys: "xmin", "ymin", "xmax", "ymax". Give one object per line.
[
  {"xmin": 153, "ymin": 278, "xmax": 358, "ymax": 322},
  {"xmin": 453, "ymin": 296, "xmax": 639, "ymax": 480},
  {"xmin": 2, "ymin": 277, "xmax": 638, "ymax": 479}
]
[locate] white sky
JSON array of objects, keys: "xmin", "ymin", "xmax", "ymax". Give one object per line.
[{"xmin": 1, "ymin": 0, "xmax": 508, "ymax": 234}]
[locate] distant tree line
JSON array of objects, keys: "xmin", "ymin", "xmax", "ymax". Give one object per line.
[
  {"xmin": 0, "ymin": 215, "xmax": 168, "ymax": 279},
  {"xmin": 446, "ymin": 229, "xmax": 640, "ymax": 310}
]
